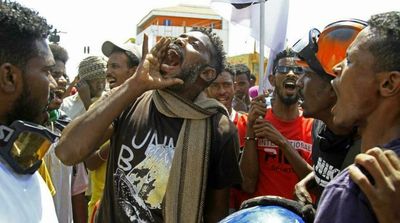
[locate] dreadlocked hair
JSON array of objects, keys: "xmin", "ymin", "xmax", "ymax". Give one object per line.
[
  {"xmin": 191, "ymin": 26, "xmax": 226, "ymax": 76},
  {"xmin": 0, "ymin": 1, "xmax": 52, "ymax": 69},
  {"xmin": 367, "ymin": 11, "xmax": 400, "ymax": 73}
]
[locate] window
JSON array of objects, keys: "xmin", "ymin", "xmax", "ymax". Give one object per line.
[
  {"xmin": 210, "ymin": 22, "xmax": 215, "ymax": 29},
  {"xmin": 163, "ymin": 19, "xmax": 172, "ymax": 26}
]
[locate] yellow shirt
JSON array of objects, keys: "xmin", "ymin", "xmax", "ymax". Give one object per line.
[
  {"xmin": 38, "ymin": 162, "xmax": 56, "ymax": 196},
  {"xmin": 87, "ymin": 141, "xmax": 108, "ymax": 223}
]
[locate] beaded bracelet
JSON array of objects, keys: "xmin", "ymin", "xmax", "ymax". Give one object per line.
[{"xmin": 244, "ymin": 136, "xmax": 258, "ymax": 141}]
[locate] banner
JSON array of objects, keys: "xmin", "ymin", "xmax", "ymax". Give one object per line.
[{"xmin": 211, "ymin": 0, "xmax": 289, "ymax": 92}]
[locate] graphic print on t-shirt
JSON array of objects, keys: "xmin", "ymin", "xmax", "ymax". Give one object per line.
[
  {"xmin": 314, "ymin": 157, "xmax": 341, "ymax": 187},
  {"xmin": 258, "ymin": 138, "xmax": 312, "ymax": 170},
  {"xmin": 114, "ymin": 128, "xmax": 175, "ymax": 222}
]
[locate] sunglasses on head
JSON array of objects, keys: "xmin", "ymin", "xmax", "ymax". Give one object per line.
[
  {"xmin": 0, "ymin": 120, "xmax": 59, "ymax": 175},
  {"xmin": 275, "ymin": 66, "xmax": 305, "ymax": 75}
]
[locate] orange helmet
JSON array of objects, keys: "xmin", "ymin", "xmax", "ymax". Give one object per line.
[{"xmin": 293, "ymin": 19, "xmax": 367, "ymax": 77}]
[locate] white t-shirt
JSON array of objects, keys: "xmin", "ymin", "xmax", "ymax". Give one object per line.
[
  {"xmin": 229, "ymin": 109, "xmax": 237, "ymax": 122},
  {"xmin": 60, "ymin": 93, "xmax": 86, "ymax": 120},
  {"xmin": 44, "ymin": 144, "xmax": 73, "ymax": 223},
  {"xmin": 0, "ymin": 160, "xmax": 58, "ymax": 223}
]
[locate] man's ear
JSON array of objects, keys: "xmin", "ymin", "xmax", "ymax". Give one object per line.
[
  {"xmin": 200, "ymin": 66, "xmax": 217, "ymax": 82},
  {"xmin": 0, "ymin": 63, "xmax": 21, "ymax": 93},
  {"xmin": 268, "ymin": 74, "xmax": 276, "ymax": 87},
  {"xmin": 379, "ymin": 71, "xmax": 400, "ymax": 97}
]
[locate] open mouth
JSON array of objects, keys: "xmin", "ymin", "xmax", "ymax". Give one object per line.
[
  {"xmin": 161, "ymin": 45, "xmax": 183, "ymax": 75},
  {"xmin": 107, "ymin": 76, "xmax": 116, "ymax": 86},
  {"xmin": 283, "ymin": 79, "xmax": 297, "ymax": 91},
  {"xmin": 217, "ymin": 96, "xmax": 229, "ymax": 104}
]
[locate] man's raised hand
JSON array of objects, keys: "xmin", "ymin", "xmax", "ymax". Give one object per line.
[{"xmin": 133, "ymin": 34, "xmax": 183, "ymax": 91}]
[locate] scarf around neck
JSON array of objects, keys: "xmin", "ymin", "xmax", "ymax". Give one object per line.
[{"xmin": 152, "ymin": 89, "xmax": 227, "ymax": 223}]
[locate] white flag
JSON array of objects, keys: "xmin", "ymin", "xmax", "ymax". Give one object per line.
[{"xmin": 210, "ymin": 0, "xmax": 289, "ymax": 92}]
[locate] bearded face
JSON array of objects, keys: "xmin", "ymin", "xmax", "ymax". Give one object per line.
[
  {"xmin": 167, "ymin": 63, "xmax": 205, "ymax": 92},
  {"xmin": 7, "ymin": 77, "xmax": 47, "ymax": 125},
  {"xmin": 271, "ymin": 57, "xmax": 305, "ymax": 106},
  {"xmin": 274, "ymin": 77, "xmax": 300, "ymax": 106}
]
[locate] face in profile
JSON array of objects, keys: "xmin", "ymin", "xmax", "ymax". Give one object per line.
[
  {"xmin": 8, "ymin": 39, "xmax": 55, "ymax": 124},
  {"xmin": 48, "ymin": 59, "xmax": 67, "ymax": 111},
  {"xmin": 331, "ymin": 28, "xmax": 379, "ymax": 129},
  {"xmin": 296, "ymin": 68, "xmax": 336, "ymax": 119},
  {"xmin": 51, "ymin": 60, "xmax": 67, "ymax": 91}
]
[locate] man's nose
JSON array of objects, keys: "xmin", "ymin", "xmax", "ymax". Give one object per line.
[
  {"xmin": 286, "ymin": 69, "xmax": 298, "ymax": 78},
  {"xmin": 57, "ymin": 75, "xmax": 67, "ymax": 88},
  {"xmin": 217, "ymin": 85, "xmax": 226, "ymax": 94},
  {"xmin": 332, "ymin": 63, "xmax": 343, "ymax": 77},
  {"xmin": 175, "ymin": 37, "xmax": 186, "ymax": 47},
  {"xmin": 48, "ymin": 73, "xmax": 58, "ymax": 90}
]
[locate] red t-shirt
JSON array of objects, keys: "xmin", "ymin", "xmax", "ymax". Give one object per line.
[
  {"xmin": 254, "ymin": 108, "xmax": 313, "ymax": 199},
  {"xmin": 230, "ymin": 111, "xmax": 248, "ymax": 210},
  {"xmin": 233, "ymin": 111, "xmax": 248, "ymax": 148}
]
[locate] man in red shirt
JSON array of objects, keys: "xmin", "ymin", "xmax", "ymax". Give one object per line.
[{"xmin": 240, "ymin": 49, "xmax": 313, "ymax": 200}]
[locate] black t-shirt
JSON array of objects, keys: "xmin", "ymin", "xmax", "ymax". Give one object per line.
[
  {"xmin": 312, "ymin": 120, "xmax": 356, "ymax": 188},
  {"xmin": 97, "ymin": 92, "xmax": 242, "ymax": 223}
]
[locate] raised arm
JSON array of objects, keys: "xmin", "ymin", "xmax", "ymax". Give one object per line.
[
  {"xmin": 253, "ymin": 118, "xmax": 312, "ymax": 179},
  {"xmin": 55, "ymin": 36, "xmax": 184, "ymax": 165},
  {"xmin": 239, "ymin": 96, "xmax": 267, "ymax": 193}
]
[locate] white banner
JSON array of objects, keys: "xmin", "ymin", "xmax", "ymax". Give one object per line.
[{"xmin": 211, "ymin": 0, "xmax": 289, "ymax": 92}]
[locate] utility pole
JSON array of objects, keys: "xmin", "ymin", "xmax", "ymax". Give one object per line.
[{"xmin": 84, "ymin": 46, "xmax": 90, "ymax": 54}]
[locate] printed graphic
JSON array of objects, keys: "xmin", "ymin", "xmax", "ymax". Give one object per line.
[{"xmin": 114, "ymin": 129, "xmax": 175, "ymax": 222}]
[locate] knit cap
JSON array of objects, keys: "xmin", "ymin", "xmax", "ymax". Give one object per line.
[{"xmin": 78, "ymin": 56, "xmax": 107, "ymax": 81}]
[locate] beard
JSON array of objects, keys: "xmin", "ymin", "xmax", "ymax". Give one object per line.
[
  {"xmin": 6, "ymin": 81, "xmax": 46, "ymax": 125},
  {"xmin": 167, "ymin": 64, "xmax": 205, "ymax": 92},
  {"xmin": 275, "ymin": 86, "xmax": 299, "ymax": 106}
]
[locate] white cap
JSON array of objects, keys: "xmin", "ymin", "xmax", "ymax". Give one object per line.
[{"xmin": 101, "ymin": 41, "xmax": 142, "ymax": 62}]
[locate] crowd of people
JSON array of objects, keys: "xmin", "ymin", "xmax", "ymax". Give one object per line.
[{"xmin": 0, "ymin": 1, "xmax": 399, "ymax": 223}]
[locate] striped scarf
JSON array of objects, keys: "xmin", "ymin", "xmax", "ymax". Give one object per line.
[{"xmin": 152, "ymin": 89, "xmax": 227, "ymax": 223}]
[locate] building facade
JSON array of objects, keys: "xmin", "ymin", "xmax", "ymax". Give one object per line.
[{"xmin": 136, "ymin": 4, "xmax": 229, "ymax": 53}]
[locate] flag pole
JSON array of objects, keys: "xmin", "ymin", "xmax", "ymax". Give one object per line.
[{"xmin": 259, "ymin": 0, "xmax": 265, "ymax": 94}]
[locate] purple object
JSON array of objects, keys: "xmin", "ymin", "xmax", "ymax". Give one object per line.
[{"xmin": 249, "ymin": 86, "xmax": 259, "ymax": 99}]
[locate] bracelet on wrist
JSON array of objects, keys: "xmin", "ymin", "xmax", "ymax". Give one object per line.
[
  {"xmin": 244, "ymin": 136, "xmax": 258, "ymax": 141},
  {"xmin": 97, "ymin": 149, "xmax": 107, "ymax": 162}
]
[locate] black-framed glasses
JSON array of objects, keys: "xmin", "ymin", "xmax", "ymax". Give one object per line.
[
  {"xmin": 275, "ymin": 66, "xmax": 305, "ymax": 75},
  {"xmin": 0, "ymin": 120, "xmax": 59, "ymax": 174},
  {"xmin": 292, "ymin": 28, "xmax": 329, "ymax": 77}
]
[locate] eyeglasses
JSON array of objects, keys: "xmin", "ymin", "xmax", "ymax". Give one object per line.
[
  {"xmin": 275, "ymin": 66, "xmax": 305, "ymax": 75},
  {"xmin": 0, "ymin": 120, "xmax": 59, "ymax": 174}
]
